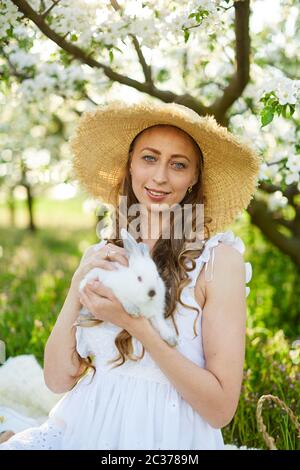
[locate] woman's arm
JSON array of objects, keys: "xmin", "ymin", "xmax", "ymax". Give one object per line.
[
  {"xmin": 43, "ymin": 243, "xmax": 129, "ymax": 394},
  {"xmin": 43, "ymin": 284, "xmax": 86, "ymax": 394},
  {"xmin": 128, "ymin": 243, "xmax": 247, "ymax": 429},
  {"xmin": 44, "ymin": 244, "xmax": 103, "ymax": 394}
]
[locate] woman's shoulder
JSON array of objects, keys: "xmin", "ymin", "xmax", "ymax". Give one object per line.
[
  {"xmin": 189, "ymin": 230, "xmax": 252, "ymax": 298},
  {"xmin": 211, "ymin": 237, "xmax": 245, "ymax": 267},
  {"xmin": 207, "ymin": 241, "xmax": 246, "ymax": 288},
  {"xmin": 202, "ymin": 229, "xmax": 245, "ymax": 257}
]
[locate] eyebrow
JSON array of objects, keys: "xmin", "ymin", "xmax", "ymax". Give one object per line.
[{"xmin": 140, "ymin": 147, "xmax": 190, "ymax": 162}]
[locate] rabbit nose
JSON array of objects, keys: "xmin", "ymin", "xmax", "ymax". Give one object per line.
[{"xmin": 148, "ymin": 289, "xmax": 156, "ymax": 298}]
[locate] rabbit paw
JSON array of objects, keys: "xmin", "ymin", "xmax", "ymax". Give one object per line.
[
  {"xmin": 149, "ymin": 316, "xmax": 178, "ymax": 347},
  {"xmin": 130, "ymin": 311, "xmax": 140, "ymax": 318},
  {"xmin": 164, "ymin": 334, "xmax": 178, "ymax": 347},
  {"xmin": 122, "ymin": 301, "xmax": 141, "ymax": 317},
  {"xmin": 79, "ymin": 278, "xmax": 87, "ymax": 290}
]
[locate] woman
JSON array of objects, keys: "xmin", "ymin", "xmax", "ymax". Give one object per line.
[{"xmin": 0, "ymin": 100, "xmax": 260, "ymax": 450}]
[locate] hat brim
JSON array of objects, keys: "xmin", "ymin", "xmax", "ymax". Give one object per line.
[{"xmin": 70, "ymin": 100, "xmax": 262, "ymax": 236}]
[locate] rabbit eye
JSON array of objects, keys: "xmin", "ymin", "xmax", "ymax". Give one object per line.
[{"xmin": 137, "ymin": 276, "xmax": 142, "ymax": 282}]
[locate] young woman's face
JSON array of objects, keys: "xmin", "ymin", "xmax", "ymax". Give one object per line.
[{"xmin": 130, "ymin": 126, "xmax": 199, "ymax": 210}]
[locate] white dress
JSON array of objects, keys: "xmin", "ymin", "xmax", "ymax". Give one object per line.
[{"xmin": 0, "ymin": 230, "xmax": 252, "ymax": 450}]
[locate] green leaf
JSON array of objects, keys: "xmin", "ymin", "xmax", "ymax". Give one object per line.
[
  {"xmin": 261, "ymin": 107, "xmax": 274, "ymax": 127},
  {"xmin": 156, "ymin": 68, "xmax": 170, "ymax": 83},
  {"xmin": 6, "ymin": 27, "xmax": 14, "ymax": 39},
  {"xmin": 109, "ymin": 49, "xmax": 114, "ymax": 63},
  {"xmin": 287, "ymin": 104, "xmax": 295, "ymax": 117},
  {"xmin": 183, "ymin": 29, "xmax": 190, "ymax": 43},
  {"xmin": 113, "ymin": 46, "xmax": 123, "ymax": 54},
  {"xmin": 70, "ymin": 34, "xmax": 78, "ymax": 42}
]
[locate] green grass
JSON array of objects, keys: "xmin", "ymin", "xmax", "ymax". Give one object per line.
[
  {"xmin": 0, "ymin": 198, "xmax": 299, "ymax": 449},
  {"xmin": 0, "ymin": 225, "xmax": 97, "ymax": 364},
  {"xmin": 0, "ymin": 195, "xmax": 95, "ymax": 228},
  {"xmin": 231, "ymin": 216, "xmax": 300, "ymax": 339}
]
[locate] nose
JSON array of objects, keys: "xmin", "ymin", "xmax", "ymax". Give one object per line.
[
  {"xmin": 152, "ymin": 163, "xmax": 168, "ymax": 184},
  {"xmin": 148, "ymin": 289, "xmax": 156, "ymax": 298}
]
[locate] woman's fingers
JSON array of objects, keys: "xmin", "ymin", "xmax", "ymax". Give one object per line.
[
  {"xmin": 92, "ymin": 248, "xmax": 129, "ymax": 267},
  {"xmin": 101, "ymin": 244, "xmax": 129, "ymax": 267},
  {"xmin": 82, "ymin": 245, "xmax": 129, "ymax": 279},
  {"xmin": 85, "ymin": 281, "xmax": 114, "ymax": 301},
  {"xmin": 79, "ymin": 289, "xmax": 90, "ymax": 308},
  {"xmin": 87, "ymin": 259, "xmax": 117, "ymax": 271},
  {"xmin": 106, "ymin": 252, "xmax": 129, "ymax": 267}
]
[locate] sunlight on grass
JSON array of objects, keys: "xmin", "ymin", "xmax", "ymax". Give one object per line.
[{"xmin": 0, "ymin": 195, "xmax": 95, "ymax": 229}]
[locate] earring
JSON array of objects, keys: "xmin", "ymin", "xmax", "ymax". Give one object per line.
[{"xmin": 187, "ymin": 185, "xmax": 193, "ymax": 194}]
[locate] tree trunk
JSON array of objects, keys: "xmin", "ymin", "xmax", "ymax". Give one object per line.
[
  {"xmin": 7, "ymin": 187, "xmax": 16, "ymax": 227},
  {"xmin": 247, "ymin": 199, "xmax": 300, "ymax": 272},
  {"xmin": 24, "ymin": 183, "xmax": 36, "ymax": 232}
]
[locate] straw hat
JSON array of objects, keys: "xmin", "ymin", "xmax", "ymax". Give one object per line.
[{"xmin": 70, "ymin": 99, "xmax": 262, "ymax": 237}]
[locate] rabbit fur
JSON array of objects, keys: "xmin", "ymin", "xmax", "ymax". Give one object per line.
[{"xmin": 78, "ymin": 228, "xmax": 178, "ymax": 347}]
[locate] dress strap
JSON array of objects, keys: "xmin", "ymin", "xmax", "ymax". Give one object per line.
[{"xmin": 187, "ymin": 230, "xmax": 252, "ymax": 297}]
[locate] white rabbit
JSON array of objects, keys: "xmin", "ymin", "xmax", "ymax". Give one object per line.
[{"xmin": 77, "ymin": 228, "xmax": 178, "ymax": 347}]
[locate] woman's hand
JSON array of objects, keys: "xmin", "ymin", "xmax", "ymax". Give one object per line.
[
  {"xmin": 70, "ymin": 242, "xmax": 129, "ymax": 303},
  {"xmin": 79, "ymin": 280, "xmax": 145, "ymax": 333}
]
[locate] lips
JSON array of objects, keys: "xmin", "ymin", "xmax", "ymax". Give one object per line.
[
  {"xmin": 145, "ymin": 187, "xmax": 170, "ymax": 195},
  {"xmin": 145, "ymin": 187, "xmax": 170, "ymax": 201}
]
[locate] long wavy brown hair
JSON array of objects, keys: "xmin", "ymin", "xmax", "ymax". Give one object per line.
[{"xmin": 72, "ymin": 124, "xmax": 212, "ymax": 382}]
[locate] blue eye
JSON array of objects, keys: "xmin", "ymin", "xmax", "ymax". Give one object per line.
[
  {"xmin": 174, "ymin": 162, "xmax": 185, "ymax": 169},
  {"xmin": 143, "ymin": 155, "xmax": 155, "ymax": 161},
  {"xmin": 142, "ymin": 156, "xmax": 186, "ymax": 169}
]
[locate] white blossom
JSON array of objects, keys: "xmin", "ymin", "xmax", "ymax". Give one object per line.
[
  {"xmin": 285, "ymin": 172, "xmax": 299, "ymax": 185},
  {"xmin": 276, "ymin": 78, "xmax": 300, "ymax": 105},
  {"xmin": 285, "ymin": 153, "xmax": 300, "ymax": 186},
  {"xmin": 18, "ymin": 62, "xmax": 87, "ymax": 102},
  {"xmin": 267, "ymin": 191, "xmax": 288, "ymax": 212},
  {"xmin": 0, "ymin": 0, "xmax": 22, "ymax": 36},
  {"xmin": 1, "ymin": 0, "xmax": 300, "ymax": 220},
  {"xmin": 259, "ymin": 72, "xmax": 300, "ymax": 106},
  {"xmin": 259, "ymin": 162, "xmax": 280, "ymax": 181},
  {"xmin": 230, "ymin": 113, "xmax": 266, "ymax": 150},
  {"xmin": 286, "ymin": 154, "xmax": 300, "ymax": 173},
  {"xmin": 8, "ymin": 49, "xmax": 39, "ymax": 71}
]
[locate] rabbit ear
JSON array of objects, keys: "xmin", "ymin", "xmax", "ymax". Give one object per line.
[
  {"xmin": 120, "ymin": 228, "xmax": 140, "ymax": 256},
  {"xmin": 138, "ymin": 243, "xmax": 150, "ymax": 257}
]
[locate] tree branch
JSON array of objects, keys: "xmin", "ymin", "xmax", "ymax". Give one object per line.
[
  {"xmin": 258, "ymin": 181, "xmax": 282, "ymax": 194},
  {"xmin": 10, "ymin": 0, "xmax": 153, "ymax": 90},
  {"xmin": 11, "ymin": 0, "xmax": 208, "ymax": 116},
  {"xmin": 259, "ymin": 181, "xmax": 299, "ymax": 207},
  {"xmin": 247, "ymin": 199, "xmax": 300, "ymax": 267},
  {"xmin": 260, "ymin": 60, "xmax": 300, "ymax": 81},
  {"xmin": 208, "ymin": 0, "xmax": 250, "ymax": 124},
  {"xmin": 274, "ymin": 217, "xmax": 296, "ymax": 231},
  {"xmin": 110, "ymin": 0, "xmax": 153, "ymax": 85},
  {"xmin": 0, "ymin": 48, "xmax": 32, "ymax": 80},
  {"xmin": 129, "ymin": 33, "xmax": 153, "ymax": 84},
  {"xmin": 41, "ymin": 0, "xmax": 61, "ymax": 19}
]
